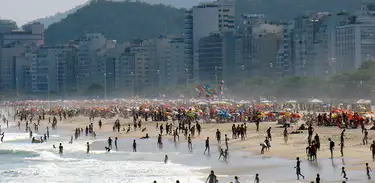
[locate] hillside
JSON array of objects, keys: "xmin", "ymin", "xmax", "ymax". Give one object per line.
[
  {"xmin": 24, "ymin": 2, "xmax": 90, "ymax": 28},
  {"xmin": 44, "ymin": 1, "xmax": 185, "ymax": 44},
  {"xmin": 44, "ymin": 0, "xmax": 362, "ymax": 44}
]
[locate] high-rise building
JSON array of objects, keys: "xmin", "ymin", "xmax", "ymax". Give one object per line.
[
  {"xmin": 281, "ymin": 12, "xmax": 341, "ymax": 77},
  {"xmin": 184, "ymin": 0, "xmax": 235, "ymax": 83},
  {"xmin": 30, "ymin": 45, "xmax": 78, "ymax": 94},
  {"xmin": 77, "ymin": 33, "xmax": 109, "ymax": 91},
  {"xmin": 0, "ymin": 22, "xmax": 44, "ymax": 47},
  {"xmin": 198, "ymin": 31, "xmax": 235, "ymax": 84},
  {"xmin": 335, "ymin": 2, "xmax": 375, "ymax": 72}
]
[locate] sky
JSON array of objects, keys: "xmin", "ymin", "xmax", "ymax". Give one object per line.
[{"xmin": 0, "ymin": 0, "xmax": 89, "ymax": 25}]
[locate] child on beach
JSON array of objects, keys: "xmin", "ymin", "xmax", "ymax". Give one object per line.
[{"xmin": 341, "ymin": 167, "xmax": 348, "ymax": 180}]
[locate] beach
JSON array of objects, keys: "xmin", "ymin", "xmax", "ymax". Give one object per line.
[{"xmin": 1, "ymin": 108, "xmax": 374, "ymax": 183}]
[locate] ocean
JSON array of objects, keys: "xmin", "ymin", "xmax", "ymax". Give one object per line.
[{"xmin": 0, "ymin": 108, "xmax": 370, "ymax": 183}]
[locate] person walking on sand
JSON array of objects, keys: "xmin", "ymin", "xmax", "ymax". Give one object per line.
[
  {"xmin": 329, "ymin": 138, "xmax": 335, "ymax": 158},
  {"xmin": 204, "ymin": 137, "xmax": 210, "ymax": 155},
  {"xmin": 370, "ymin": 140, "xmax": 375, "ymax": 160},
  {"xmin": 254, "ymin": 173, "xmax": 259, "ymax": 183},
  {"xmin": 339, "ymin": 141, "xmax": 344, "ymax": 157},
  {"xmin": 366, "ymin": 163, "xmax": 372, "ymax": 179},
  {"xmin": 266, "ymin": 127, "xmax": 272, "ymax": 141},
  {"xmin": 364, "ymin": 129, "xmax": 369, "ymax": 145},
  {"xmin": 205, "ymin": 170, "xmax": 217, "ymax": 183},
  {"xmin": 225, "ymin": 134, "xmax": 229, "ymax": 149},
  {"xmin": 341, "ymin": 167, "xmax": 348, "ymax": 180},
  {"xmin": 216, "ymin": 129, "xmax": 221, "ymax": 144},
  {"xmin": 294, "ymin": 157, "xmax": 305, "ymax": 180},
  {"xmin": 283, "ymin": 126, "xmax": 289, "ymax": 144}
]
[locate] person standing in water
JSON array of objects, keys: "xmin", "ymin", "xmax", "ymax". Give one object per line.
[
  {"xmin": 254, "ymin": 173, "xmax": 259, "ymax": 183},
  {"xmin": 341, "ymin": 167, "xmax": 348, "ymax": 180},
  {"xmin": 164, "ymin": 155, "xmax": 168, "ymax": 164},
  {"xmin": 316, "ymin": 174, "xmax": 321, "ymax": 183},
  {"xmin": 329, "ymin": 138, "xmax": 335, "ymax": 158},
  {"xmin": 204, "ymin": 137, "xmax": 210, "ymax": 155},
  {"xmin": 366, "ymin": 163, "xmax": 372, "ymax": 180},
  {"xmin": 59, "ymin": 143, "xmax": 63, "ymax": 154},
  {"xmin": 114, "ymin": 137, "xmax": 118, "ymax": 150},
  {"xmin": 205, "ymin": 170, "xmax": 217, "ymax": 183},
  {"xmin": 86, "ymin": 142, "xmax": 90, "ymax": 154},
  {"xmin": 1, "ymin": 132, "xmax": 4, "ymax": 142},
  {"xmin": 132, "ymin": 139, "xmax": 137, "ymax": 152},
  {"xmin": 107, "ymin": 137, "xmax": 113, "ymax": 149},
  {"xmin": 294, "ymin": 157, "xmax": 305, "ymax": 180},
  {"xmin": 187, "ymin": 134, "xmax": 193, "ymax": 151}
]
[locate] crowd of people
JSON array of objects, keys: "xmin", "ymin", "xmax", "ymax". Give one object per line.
[{"xmin": 2, "ymin": 99, "xmax": 375, "ymax": 182}]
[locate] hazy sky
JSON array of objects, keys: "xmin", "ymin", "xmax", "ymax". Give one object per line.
[{"xmin": 0, "ymin": 0, "xmax": 89, "ymax": 25}]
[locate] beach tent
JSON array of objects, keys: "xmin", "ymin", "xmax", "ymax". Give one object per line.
[
  {"xmin": 285, "ymin": 100, "xmax": 297, "ymax": 103},
  {"xmin": 197, "ymin": 101, "xmax": 208, "ymax": 105},
  {"xmin": 238, "ymin": 100, "xmax": 251, "ymax": 104},
  {"xmin": 309, "ymin": 99, "xmax": 323, "ymax": 104},
  {"xmin": 260, "ymin": 100, "xmax": 272, "ymax": 104},
  {"xmin": 356, "ymin": 99, "xmax": 371, "ymax": 104},
  {"xmin": 210, "ymin": 100, "xmax": 229, "ymax": 105}
]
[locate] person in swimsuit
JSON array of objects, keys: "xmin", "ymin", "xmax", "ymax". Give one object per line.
[
  {"xmin": 294, "ymin": 157, "xmax": 305, "ymax": 180},
  {"xmin": 205, "ymin": 170, "xmax": 217, "ymax": 183},
  {"xmin": 341, "ymin": 167, "xmax": 348, "ymax": 180}
]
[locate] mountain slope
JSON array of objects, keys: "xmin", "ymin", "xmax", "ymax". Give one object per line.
[
  {"xmin": 44, "ymin": 1, "xmax": 185, "ymax": 44},
  {"xmin": 24, "ymin": 2, "xmax": 90, "ymax": 28}
]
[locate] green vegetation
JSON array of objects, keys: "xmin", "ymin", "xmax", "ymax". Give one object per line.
[{"xmin": 44, "ymin": 1, "xmax": 185, "ymax": 44}]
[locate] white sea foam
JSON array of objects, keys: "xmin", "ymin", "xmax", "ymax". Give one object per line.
[{"xmin": 0, "ymin": 134, "xmax": 207, "ymax": 183}]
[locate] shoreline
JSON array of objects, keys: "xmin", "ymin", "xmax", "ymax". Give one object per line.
[{"xmin": 9, "ymin": 114, "xmax": 375, "ymax": 182}]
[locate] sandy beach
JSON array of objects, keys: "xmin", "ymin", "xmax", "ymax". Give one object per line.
[{"xmin": 50, "ymin": 114, "xmax": 375, "ymax": 182}]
